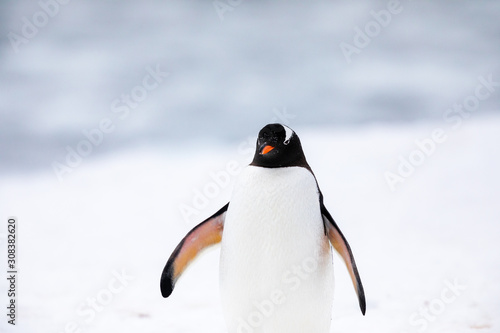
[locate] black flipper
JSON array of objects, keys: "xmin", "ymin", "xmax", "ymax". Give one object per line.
[
  {"xmin": 160, "ymin": 203, "xmax": 229, "ymax": 298},
  {"xmin": 321, "ymin": 196, "xmax": 366, "ymax": 315}
]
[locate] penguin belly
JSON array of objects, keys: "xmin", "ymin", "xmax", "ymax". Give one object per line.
[{"xmin": 220, "ymin": 166, "xmax": 334, "ymax": 333}]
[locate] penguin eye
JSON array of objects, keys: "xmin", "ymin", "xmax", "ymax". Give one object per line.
[{"xmin": 284, "ymin": 139, "xmax": 290, "ymax": 145}]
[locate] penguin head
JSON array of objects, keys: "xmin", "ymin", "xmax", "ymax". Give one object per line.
[{"xmin": 251, "ymin": 123, "xmax": 310, "ymax": 169}]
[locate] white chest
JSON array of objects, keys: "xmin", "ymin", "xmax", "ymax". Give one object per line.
[
  {"xmin": 219, "ymin": 166, "xmax": 334, "ymax": 333},
  {"xmin": 222, "ymin": 166, "xmax": 324, "ymax": 258}
]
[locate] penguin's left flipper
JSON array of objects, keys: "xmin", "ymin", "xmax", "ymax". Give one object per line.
[
  {"xmin": 321, "ymin": 200, "xmax": 366, "ymax": 315},
  {"xmin": 160, "ymin": 203, "xmax": 229, "ymax": 298}
]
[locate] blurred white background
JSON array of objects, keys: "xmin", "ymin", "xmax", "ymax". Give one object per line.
[{"xmin": 1, "ymin": 0, "xmax": 499, "ymax": 172}]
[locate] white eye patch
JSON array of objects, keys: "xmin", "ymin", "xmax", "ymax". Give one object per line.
[{"xmin": 282, "ymin": 125, "xmax": 294, "ymax": 145}]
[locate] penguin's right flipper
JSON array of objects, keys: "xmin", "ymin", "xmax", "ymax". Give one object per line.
[
  {"xmin": 321, "ymin": 199, "xmax": 366, "ymax": 315},
  {"xmin": 160, "ymin": 203, "xmax": 228, "ymax": 298}
]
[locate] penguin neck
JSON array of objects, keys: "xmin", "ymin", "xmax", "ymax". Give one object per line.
[{"xmin": 250, "ymin": 151, "xmax": 312, "ymax": 172}]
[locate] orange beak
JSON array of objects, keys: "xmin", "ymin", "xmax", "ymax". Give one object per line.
[{"xmin": 261, "ymin": 145, "xmax": 275, "ymax": 155}]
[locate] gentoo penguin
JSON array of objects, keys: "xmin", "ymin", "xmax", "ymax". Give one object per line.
[{"xmin": 161, "ymin": 123, "xmax": 365, "ymax": 332}]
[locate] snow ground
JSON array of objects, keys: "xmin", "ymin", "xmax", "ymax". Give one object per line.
[{"xmin": 1, "ymin": 114, "xmax": 500, "ymax": 333}]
